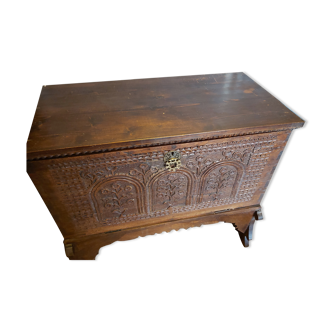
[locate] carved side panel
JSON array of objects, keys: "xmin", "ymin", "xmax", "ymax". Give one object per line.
[{"xmin": 200, "ymin": 164, "xmax": 239, "ymax": 203}]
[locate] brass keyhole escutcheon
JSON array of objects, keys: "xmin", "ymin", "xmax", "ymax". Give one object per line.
[{"xmin": 164, "ymin": 151, "xmax": 181, "ymax": 172}]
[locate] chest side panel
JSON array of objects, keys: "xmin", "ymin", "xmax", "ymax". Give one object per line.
[{"xmin": 28, "ymin": 131, "xmax": 290, "ymax": 237}]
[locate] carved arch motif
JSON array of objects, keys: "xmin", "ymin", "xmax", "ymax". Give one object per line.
[
  {"xmin": 198, "ymin": 161, "xmax": 244, "ymax": 203},
  {"xmin": 148, "ymin": 169, "xmax": 195, "ymax": 212},
  {"xmin": 91, "ymin": 176, "xmax": 146, "ymax": 222}
]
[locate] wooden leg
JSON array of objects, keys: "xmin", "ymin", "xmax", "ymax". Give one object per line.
[
  {"xmin": 64, "ymin": 243, "xmax": 100, "ymax": 262},
  {"xmin": 237, "ymin": 210, "xmax": 263, "ymax": 249},
  {"xmin": 237, "ymin": 217, "xmax": 256, "ymax": 247},
  {"xmin": 63, "ymin": 205, "xmax": 263, "ymax": 259}
]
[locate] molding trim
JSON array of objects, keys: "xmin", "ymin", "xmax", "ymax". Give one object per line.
[{"xmin": 27, "ymin": 127, "xmax": 294, "ymax": 161}]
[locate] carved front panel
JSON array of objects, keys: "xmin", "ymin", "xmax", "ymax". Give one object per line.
[
  {"xmin": 48, "ymin": 133, "xmax": 279, "ymax": 232},
  {"xmin": 200, "ymin": 164, "xmax": 239, "ymax": 203},
  {"xmin": 92, "ymin": 179, "xmax": 143, "ymax": 221},
  {"xmin": 150, "ymin": 171, "xmax": 192, "ymax": 211}
]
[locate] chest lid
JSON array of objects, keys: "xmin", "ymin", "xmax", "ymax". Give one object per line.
[{"xmin": 27, "ymin": 72, "xmax": 304, "ymax": 160}]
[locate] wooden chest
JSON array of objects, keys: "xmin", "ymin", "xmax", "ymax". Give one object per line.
[{"xmin": 27, "ymin": 73, "xmax": 304, "ymax": 259}]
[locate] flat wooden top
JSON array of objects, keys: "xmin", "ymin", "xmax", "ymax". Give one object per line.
[{"xmin": 27, "ymin": 72, "xmax": 304, "ymax": 156}]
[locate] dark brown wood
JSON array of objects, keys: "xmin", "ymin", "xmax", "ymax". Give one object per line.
[
  {"xmin": 27, "ymin": 73, "xmax": 304, "ymax": 161},
  {"xmin": 26, "ymin": 73, "xmax": 304, "ymax": 259},
  {"xmin": 63, "ymin": 206, "xmax": 260, "ymax": 261}
]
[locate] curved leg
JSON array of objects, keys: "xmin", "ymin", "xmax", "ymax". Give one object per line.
[
  {"xmin": 248, "ymin": 217, "xmax": 256, "ymax": 240},
  {"xmin": 64, "ymin": 242, "xmax": 102, "ymax": 260},
  {"xmin": 237, "ymin": 217, "xmax": 256, "ymax": 247}
]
